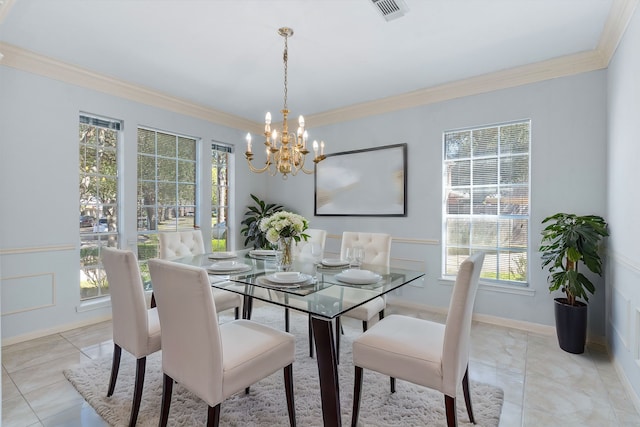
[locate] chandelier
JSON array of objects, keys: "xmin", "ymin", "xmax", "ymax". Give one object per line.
[{"xmin": 245, "ymin": 27, "xmax": 326, "ymax": 179}]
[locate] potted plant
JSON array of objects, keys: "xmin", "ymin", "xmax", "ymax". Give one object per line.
[
  {"xmin": 539, "ymin": 213, "xmax": 609, "ymax": 354},
  {"xmin": 240, "ymin": 194, "xmax": 283, "ymax": 249}
]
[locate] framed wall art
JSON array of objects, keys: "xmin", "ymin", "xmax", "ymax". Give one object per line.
[{"xmin": 314, "ymin": 143, "xmax": 407, "ymax": 216}]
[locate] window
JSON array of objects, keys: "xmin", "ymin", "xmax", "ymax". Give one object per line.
[
  {"xmin": 211, "ymin": 142, "xmax": 232, "ymax": 252},
  {"xmin": 137, "ymin": 128, "xmax": 197, "ymax": 285},
  {"xmin": 443, "ymin": 120, "xmax": 530, "ymax": 283},
  {"xmin": 79, "ymin": 114, "xmax": 121, "ymax": 300}
]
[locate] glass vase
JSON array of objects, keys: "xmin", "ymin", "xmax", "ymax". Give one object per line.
[{"xmin": 277, "ymin": 236, "xmax": 293, "ymax": 271}]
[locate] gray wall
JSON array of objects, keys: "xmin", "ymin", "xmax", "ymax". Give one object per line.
[
  {"xmin": 0, "ymin": 50, "xmax": 608, "ymax": 343},
  {"xmin": 0, "ymin": 65, "xmax": 265, "ymax": 341},
  {"xmin": 606, "ymin": 4, "xmax": 640, "ymax": 402},
  {"xmin": 268, "ymin": 70, "xmax": 608, "ymax": 335}
]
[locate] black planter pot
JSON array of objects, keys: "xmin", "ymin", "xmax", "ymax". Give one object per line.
[{"xmin": 554, "ymin": 298, "xmax": 588, "ymax": 354}]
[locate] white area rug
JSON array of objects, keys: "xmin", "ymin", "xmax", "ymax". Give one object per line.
[{"xmin": 64, "ymin": 307, "xmax": 503, "ymax": 426}]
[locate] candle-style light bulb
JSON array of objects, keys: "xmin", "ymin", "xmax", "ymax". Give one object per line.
[
  {"xmin": 265, "ymin": 112, "xmax": 272, "ymax": 133},
  {"xmin": 298, "ymin": 115, "xmax": 305, "ymax": 128},
  {"xmin": 272, "ymin": 129, "xmax": 278, "ymax": 146},
  {"xmin": 320, "ymin": 141, "xmax": 325, "ymax": 156},
  {"xmin": 246, "ymin": 133, "xmax": 252, "ymax": 153},
  {"xmin": 313, "ymin": 140, "xmax": 319, "ymax": 156},
  {"xmin": 303, "ymin": 130, "xmax": 308, "ymax": 148}
]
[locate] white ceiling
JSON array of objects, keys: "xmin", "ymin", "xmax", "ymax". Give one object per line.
[{"xmin": 0, "ymin": 0, "xmax": 619, "ymax": 124}]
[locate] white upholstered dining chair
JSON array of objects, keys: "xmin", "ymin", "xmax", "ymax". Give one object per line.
[
  {"xmin": 148, "ymin": 258, "xmax": 297, "ymax": 427},
  {"xmin": 158, "ymin": 230, "xmax": 243, "ymax": 319},
  {"xmin": 334, "ymin": 232, "xmax": 392, "ymax": 358},
  {"xmin": 101, "ymin": 247, "xmax": 161, "ymax": 427},
  {"xmin": 350, "ymin": 252, "xmax": 485, "ymax": 427}
]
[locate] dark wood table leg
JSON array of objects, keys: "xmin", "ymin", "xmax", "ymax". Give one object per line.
[{"xmin": 311, "ymin": 316, "xmax": 342, "ymax": 427}]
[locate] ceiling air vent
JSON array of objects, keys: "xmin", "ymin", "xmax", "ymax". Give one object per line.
[{"xmin": 370, "ymin": 0, "xmax": 409, "ymax": 22}]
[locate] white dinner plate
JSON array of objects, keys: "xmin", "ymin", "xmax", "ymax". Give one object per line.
[
  {"xmin": 321, "ymin": 258, "xmax": 350, "ymax": 267},
  {"xmin": 207, "ymin": 264, "xmax": 252, "ymax": 274},
  {"xmin": 208, "ymin": 252, "xmax": 237, "ymax": 259},
  {"xmin": 264, "ymin": 272, "xmax": 312, "ymax": 284},
  {"xmin": 207, "ymin": 261, "xmax": 250, "ymax": 273},
  {"xmin": 249, "ymin": 249, "xmax": 278, "ymax": 257},
  {"xmin": 335, "ymin": 269, "xmax": 382, "ymax": 285}
]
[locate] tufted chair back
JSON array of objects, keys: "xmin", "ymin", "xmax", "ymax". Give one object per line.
[
  {"xmin": 159, "ymin": 230, "xmax": 206, "ymax": 259},
  {"xmin": 340, "ymin": 232, "xmax": 392, "ymax": 267}
]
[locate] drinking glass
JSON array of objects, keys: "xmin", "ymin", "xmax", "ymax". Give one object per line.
[{"xmin": 347, "ymin": 246, "xmax": 364, "ymax": 268}]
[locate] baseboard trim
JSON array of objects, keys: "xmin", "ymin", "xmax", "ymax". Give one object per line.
[
  {"xmin": 1, "ymin": 313, "xmax": 112, "ymax": 347},
  {"xmin": 611, "ymin": 353, "xmax": 640, "ymax": 416}
]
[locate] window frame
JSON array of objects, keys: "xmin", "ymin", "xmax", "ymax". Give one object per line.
[
  {"xmin": 211, "ymin": 142, "xmax": 232, "ymax": 252},
  {"xmin": 79, "ymin": 113, "xmax": 122, "ymax": 301},
  {"xmin": 136, "ymin": 127, "xmax": 199, "ymax": 286},
  {"xmin": 442, "ymin": 119, "xmax": 531, "ymax": 285}
]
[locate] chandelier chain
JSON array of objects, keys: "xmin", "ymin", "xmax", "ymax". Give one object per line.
[{"xmin": 283, "ymin": 33, "xmax": 288, "ymax": 111}]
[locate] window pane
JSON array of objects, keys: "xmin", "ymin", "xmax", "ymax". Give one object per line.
[
  {"xmin": 472, "ymin": 158, "xmax": 497, "ymax": 185},
  {"xmin": 157, "ymin": 132, "xmax": 175, "ymax": 157},
  {"xmin": 138, "ymin": 154, "xmax": 156, "ymax": 180},
  {"xmin": 138, "ymin": 129, "xmax": 155, "ymax": 154},
  {"xmin": 446, "ymin": 189, "xmax": 470, "ymax": 215},
  {"xmin": 178, "ymin": 160, "xmax": 195, "ymax": 182},
  {"xmin": 445, "ymin": 131, "xmax": 470, "ymax": 160},
  {"xmin": 500, "ymin": 155, "xmax": 528, "ymax": 184},
  {"xmin": 157, "ymin": 157, "xmax": 176, "ymax": 181},
  {"xmin": 473, "ymin": 127, "xmax": 498, "ymax": 157},
  {"xmin": 178, "ymin": 137, "xmax": 196, "ymax": 160},
  {"xmin": 501, "ymin": 123, "xmax": 529, "ymax": 154}
]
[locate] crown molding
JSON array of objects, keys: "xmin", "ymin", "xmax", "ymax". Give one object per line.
[
  {"xmin": 598, "ymin": 0, "xmax": 639, "ymax": 64},
  {"xmin": 0, "ymin": 42, "xmax": 263, "ymax": 134},
  {"xmin": 307, "ymin": 50, "xmax": 607, "ymax": 127},
  {"xmin": 1, "ymin": 0, "xmax": 636, "ymax": 131}
]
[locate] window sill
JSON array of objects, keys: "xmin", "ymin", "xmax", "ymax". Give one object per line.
[
  {"xmin": 77, "ymin": 296, "xmax": 111, "ymax": 313},
  {"xmin": 437, "ymin": 277, "xmax": 535, "ymax": 296}
]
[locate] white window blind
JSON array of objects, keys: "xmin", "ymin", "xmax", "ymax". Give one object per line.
[{"xmin": 443, "ymin": 120, "xmax": 530, "ymax": 283}]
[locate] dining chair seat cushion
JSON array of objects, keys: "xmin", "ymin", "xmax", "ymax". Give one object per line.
[
  {"xmin": 340, "ymin": 296, "xmax": 385, "ymax": 322},
  {"xmin": 220, "ymin": 320, "xmax": 295, "ymax": 398},
  {"xmin": 353, "ymin": 314, "xmax": 445, "ymax": 391},
  {"xmin": 211, "ymin": 289, "xmax": 243, "ymax": 314}
]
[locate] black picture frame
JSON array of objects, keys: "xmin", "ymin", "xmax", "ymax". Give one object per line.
[{"xmin": 314, "ymin": 143, "xmax": 407, "ymax": 216}]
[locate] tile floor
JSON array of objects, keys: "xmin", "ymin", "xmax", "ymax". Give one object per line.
[{"xmin": 2, "ymin": 305, "xmax": 640, "ymax": 426}]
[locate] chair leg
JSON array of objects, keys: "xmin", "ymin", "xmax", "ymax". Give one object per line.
[
  {"xmin": 362, "ymin": 320, "xmax": 368, "ymax": 332},
  {"xmin": 351, "ymin": 366, "xmax": 363, "ymax": 427},
  {"xmin": 107, "ymin": 343, "xmax": 121, "ymax": 396},
  {"xmin": 234, "ymin": 306, "xmax": 240, "ymax": 320},
  {"xmin": 444, "ymin": 395, "xmax": 458, "ymax": 427},
  {"xmin": 308, "ymin": 315, "xmax": 314, "ymax": 358},
  {"xmin": 128, "ymin": 357, "xmax": 146, "ymax": 427},
  {"xmin": 245, "ymin": 387, "xmax": 250, "ymax": 394},
  {"xmin": 462, "ymin": 366, "xmax": 475, "ymax": 424},
  {"xmin": 390, "ymin": 377, "xmax": 396, "ymax": 393},
  {"xmin": 379, "ymin": 309, "xmax": 385, "ymax": 321},
  {"xmin": 285, "ymin": 308, "xmax": 290, "ymax": 332},
  {"xmin": 284, "ymin": 364, "xmax": 296, "ymax": 427},
  {"xmin": 159, "ymin": 374, "xmax": 174, "ymax": 427},
  {"xmin": 334, "ymin": 317, "xmax": 341, "ymax": 364},
  {"xmin": 207, "ymin": 403, "xmax": 221, "ymax": 427}
]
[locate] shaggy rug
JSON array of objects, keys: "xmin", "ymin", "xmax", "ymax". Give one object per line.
[{"xmin": 64, "ymin": 307, "xmax": 503, "ymax": 426}]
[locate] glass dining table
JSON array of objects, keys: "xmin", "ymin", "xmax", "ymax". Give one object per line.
[{"xmin": 170, "ymin": 250, "xmax": 425, "ymax": 427}]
